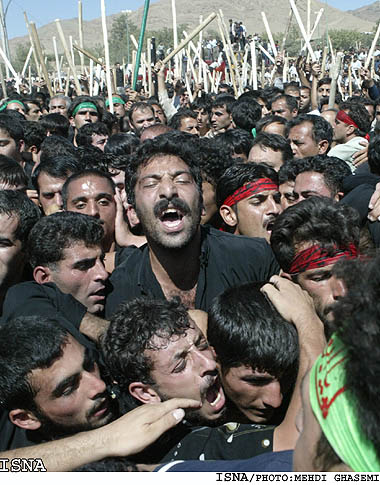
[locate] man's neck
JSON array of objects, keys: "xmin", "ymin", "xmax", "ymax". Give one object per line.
[{"xmin": 148, "ymin": 229, "xmax": 202, "ymax": 296}]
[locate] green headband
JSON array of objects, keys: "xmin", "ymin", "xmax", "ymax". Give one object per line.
[
  {"xmin": 0, "ymin": 99, "xmax": 26, "ymax": 112},
  {"xmin": 310, "ymin": 334, "xmax": 380, "ymax": 472},
  {"xmin": 105, "ymin": 96, "xmax": 125, "ymax": 107},
  {"xmin": 72, "ymin": 102, "xmax": 98, "ymax": 117}
]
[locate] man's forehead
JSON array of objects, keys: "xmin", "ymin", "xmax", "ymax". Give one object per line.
[
  {"xmin": 67, "ymin": 175, "xmax": 114, "ymax": 196},
  {"xmin": 138, "ymin": 155, "xmax": 190, "ymax": 174},
  {"xmin": 0, "ymin": 211, "xmax": 19, "ymax": 237},
  {"xmin": 61, "ymin": 242, "xmax": 102, "ymax": 261}
]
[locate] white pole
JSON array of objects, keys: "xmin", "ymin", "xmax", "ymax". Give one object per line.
[
  {"xmin": 261, "ymin": 12, "xmax": 277, "ymax": 57},
  {"xmin": 289, "ymin": 0, "xmax": 316, "ymax": 62},
  {"xmin": 101, "ymin": 0, "xmax": 114, "ymax": 113},
  {"xmin": 21, "ymin": 46, "xmax": 33, "ymax": 78},
  {"xmin": 53, "ymin": 36, "xmax": 62, "ymax": 91}
]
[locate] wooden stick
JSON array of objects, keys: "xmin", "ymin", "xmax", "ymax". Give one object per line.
[
  {"xmin": 185, "ymin": 73, "xmax": 193, "ymax": 102},
  {"xmin": 93, "ymin": 62, "xmax": 101, "ymax": 96},
  {"xmin": 283, "ymin": 56, "xmax": 289, "ymax": 83},
  {"xmin": 321, "ymin": 46, "xmax": 328, "ymax": 76},
  {"xmin": 258, "ymin": 44, "xmax": 275, "ymax": 64},
  {"xmin": 131, "ymin": 50, "xmax": 136, "ymax": 88},
  {"xmin": 30, "ymin": 23, "xmax": 53, "ymax": 96},
  {"xmin": 171, "ymin": 0, "xmax": 179, "ymax": 78},
  {"xmin": 216, "ymin": 13, "xmax": 237, "ymax": 96},
  {"xmin": 280, "ymin": 3, "xmax": 296, "ymax": 54},
  {"xmin": 365, "ymin": 22, "xmax": 380, "ymax": 69},
  {"xmin": 53, "ymin": 36, "xmax": 62, "ymax": 91},
  {"xmin": 73, "ymin": 44, "xmax": 102, "ymax": 66},
  {"xmin": 301, "ymin": 9, "xmax": 324, "ymax": 53},
  {"xmin": 0, "ymin": 63, "xmax": 6, "ymax": 99},
  {"xmin": 328, "ymin": 53, "xmax": 343, "ymax": 109},
  {"xmin": 69, "ymin": 35, "xmax": 75, "ymax": 66},
  {"xmin": 65, "ymin": 68, "xmax": 70, "ymax": 96},
  {"xmin": 24, "ymin": 12, "xmax": 40, "ymax": 78},
  {"xmin": 78, "ymin": 0, "xmax": 85, "ymax": 74},
  {"xmin": 261, "ymin": 59, "xmax": 265, "ymax": 87},
  {"xmin": 89, "ymin": 59, "xmax": 94, "ymax": 96},
  {"xmin": 289, "ymin": 0, "xmax": 316, "ymax": 63},
  {"xmin": 187, "ymin": 47, "xmax": 198, "ymax": 84},
  {"xmin": 328, "ymin": 35, "xmax": 335, "ymax": 65},
  {"xmin": 21, "ymin": 46, "xmax": 33, "ymax": 78},
  {"xmin": 130, "ymin": 35, "xmax": 149, "ymax": 69},
  {"xmin": 250, "ymin": 40, "xmax": 258, "ymax": 90},
  {"xmin": 56, "ymin": 19, "xmax": 82, "ymax": 94},
  {"xmin": 307, "ymin": 0, "xmax": 311, "ymax": 39},
  {"xmin": 348, "ymin": 61, "xmax": 352, "ymax": 97},
  {"xmin": 261, "ymin": 12, "xmax": 277, "ymax": 58},
  {"xmin": 101, "ymin": 0, "xmax": 114, "ymax": 113},
  {"xmin": 147, "ymin": 37, "xmax": 153, "ymax": 97},
  {"xmin": 203, "ymin": 62, "xmax": 208, "ymax": 93},
  {"xmin": 162, "ymin": 13, "xmax": 217, "ymax": 65}
]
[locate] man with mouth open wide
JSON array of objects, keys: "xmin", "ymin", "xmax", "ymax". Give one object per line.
[{"xmin": 105, "ymin": 132, "xmax": 280, "ymax": 316}]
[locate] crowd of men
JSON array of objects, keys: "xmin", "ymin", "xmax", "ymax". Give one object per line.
[{"xmin": 0, "ymin": 38, "xmax": 379, "ymax": 474}]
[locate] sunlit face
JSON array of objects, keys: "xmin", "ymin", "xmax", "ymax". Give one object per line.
[
  {"xmin": 151, "ymin": 104, "xmax": 167, "ymax": 124},
  {"xmin": 133, "ymin": 155, "xmax": 202, "ymax": 250},
  {"xmin": 25, "ymin": 103, "xmax": 42, "ymax": 121},
  {"xmin": 130, "ymin": 108, "xmax": 155, "ymax": 136},
  {"xmin": 222, "ymin": 365, "xmax": 283, "ymax": 423},
  {"xmin": 194, "ymin": 108, "xmax": 210, "ymax": 135},
  {"xmin": 29, "ymin": 336, "xmax": 114, "ymax": 435},
  {"xmin": 333, "ymin": 117, "xmax": 350, "ymax": 144},
  {"xmin": 46, "ymin": 242, "xmax": 108, "ymax": 314},
  {"xmin": 299, "ymin": 88, "xmax": 311, "ymax": 112},
  {"xmin": 227, "ymin": 189, "xmax": 281, "ymax": 241},
  {"xmin": 211, "ymin": 105, "xmax": 232, "ymax": 133},
  {"xmin": 0, "ymin": 213, "xmax": 24, "ymax": 293},
  {"xmin": 71, "ymin": 108, "xmax": 99, "ymax": 130},
  {"xmin": 271, "ymin": 99, "xmax": 297, "ymax": 121},
  {"xmin": 317, "ymin": 83, "xmax": 331, "ymax": 104},
  {"xmin": 91, "ymin": 133, "xmax": 109, "ymax": 152},
  {"xmin": 279, "ymin": 180, "xmax": 297, "ymax": 210},
  {"xmin": 37, "ymin": 173, "xmax": 68, "ymax": 215},
  {"xmin": 111, "ymin": 102, "xmax": 126, "ymax": 119},
  {"xmin": 294, "ymin": 172, "xmax": 336, "ymax": 203},
  {"xmin": 179, "ymin": 117, "xmax": 199, "ymax": 136},
  {"xmin": 248, "ymin": 145, "xmax": 284, "ymax": 171},
  {"xmin": 65, "ymin": 175, "xmax": 116, "ymax": 252},
  {"xmin": 288, "ymin": 123, "xmax": 326, "ymax": 159},
  {"xmin": 146, "ymin": 324, "xmax": 226, "ymax": 424},
  {"xmin": 49, "ymin": 99, "xmax": 69, "ymax": 118}
]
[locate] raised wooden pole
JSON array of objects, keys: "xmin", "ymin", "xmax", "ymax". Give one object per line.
[
  {"xmin": 171, "ymin": 0, "xmax": 179, "ymax": 78},
  {"xmin": 21, "ymin": 46, "xmax": 33, "ymax": 78},
  {"xmin": 365, "ymin": 22, "xmax": 380, "ymax": 69},
  {"xmin": 73, "ymin": 44, "xmax": 103, "ymax": 66},
  {"xmin": 53, "ymin": 36, "xmax": 62, "ymax": 91},
  {"xmin": 30, "ymin": 22, "xmax": 53, "ymax": 96},
  {"xmin": 289, "ymin": 0, "xmax": 316, "ymax": 63},
  {"xmin": 261, "ymin": 12, "xmax": 277, "ymax": 58},
  {"xmin": 56, "ymin": 19, "xmax": 82, "ymax": 94},
  {"xmin": 78, "ymin": 0, "xmax": 85, "ymax": 74},
  {"xmin": 250, "ymin": 40, "xmax": 258, "ymax": 90},
  {"xmin": 101, "ymin": 0, "xmax": 114, "ymax": 113}
]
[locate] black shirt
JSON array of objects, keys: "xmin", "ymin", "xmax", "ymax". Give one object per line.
[{"xmin": 105, "ymin": 226, "xmax": 280, "ymax": 318}]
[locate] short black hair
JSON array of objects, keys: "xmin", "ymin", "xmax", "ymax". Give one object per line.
[
  {"xmin": 0, "ymin": 155, "xmax": 28, "ymax": 188},
  {"xmin": 27, "ymin": 211, "xmax": 104, "ymax": 269},
  {"xmin": 0, "ymin": 316, "xmax": 68, "ymax": 412},
  {"xmin": 256, "ymin": 115, "xmax": 287, "ymax": 134},
  {"xmin": 231, "ymin": 99, "xmax": 262, "ymax": 132},
  {"xmin": 76, "ymin": 122, "xmax": 109, "ymax": 147},
  {"xmin": 22, "ymin": 121, "xmax": 47, "ymax": 150},
  {"xmin": 0, "ymin": 113, "xmax": 24, "ymax": 143},
  {"xmin": 270, "ymin": 94, "xmax": 298, "ymax": 113},
  {"xmin": 39, "ymin": 113, "xmax": 70, "ymax": 138},
  {"xmin": 32, "ymin": 156, "xmax": 83, "ymax": 192},
  {"xmin": 39, "ymin": 135, "xmax": 78, "ymax": 164},
  {"xmin": 368, "ymin": 134, "xmax": 380, "ymax": 175},
  {"xmin": 212, "ymin": 95, "xmax": 236, "ymax": 114},
  {"xmin": 168, "ymin": 108, "xmax": 197, "ymax": 130},
  {"xmin": 270, "ymin": 197, "xmax": 360, "ymax": 273},
  {"xmin": 251, "ymin": 133, "xmax": 293, "ymax": 163},
  {"xmin": 286, "ymin": 114, "xmax": 333, "ymax": 149},
  {"xmin": 214, "ymin": 129, "xmax": 253, "ymax": 158},
  {"xmin": 104, "ymin": 133, "xmax": 140, "ymax": 156},
  {"xmin": 338, "ymin": 101, "xmax": 371, "ymax": 137}
]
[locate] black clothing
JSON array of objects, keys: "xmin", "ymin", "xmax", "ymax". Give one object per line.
[{"xmin": 105, "ymin": 226, "xmax": 280, "ymax": 318}]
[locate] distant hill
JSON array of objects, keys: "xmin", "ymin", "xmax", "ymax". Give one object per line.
[
  {"xmin": 9, "ymin": 0, "xmax": 376, "ymax": 57},
  {"xmin": 348, "ymin": 1, "xmax": 380, "ymax": 25}
]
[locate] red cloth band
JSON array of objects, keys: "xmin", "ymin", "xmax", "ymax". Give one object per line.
[
  {"xmin": 336, "ymin": 110, "xmax": 359, "ymax": 129},
  {"xmin": 288, "ymin": 243, "xmax": 358, "ymax": 275},
  {"xmin": 222, "ymin": 178, "xmax": 279, "ymax": 207}
]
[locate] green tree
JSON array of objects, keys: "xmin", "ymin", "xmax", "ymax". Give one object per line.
[{"xmin": 13, "ymin": 43, "xmax": 31, "ymax": 74}]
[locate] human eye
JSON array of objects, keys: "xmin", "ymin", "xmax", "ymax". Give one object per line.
[
  {"xmin": 143, "ymin": 178, "xmax": 158, "ymax": 188},
  {"xmin": 173, "ymin": 359, "xmax": 187, "ymax": 373},
  {"xmin": 175, "ymin": 174, "xmax": 192, "ymax": 184},
  {"xmin": 74, "ymin": 201, "xmax": 86, "ymax": 209},
  {"xmin": 197, "ymin": 338, "xmax": 210, "ymax": 351},
  {"xmin": 309, "ymin": 271, "xmax": 331, "ymax": 282},
  {"xmin": 99, "ymin": 198, "xmax": 110, "ymax": 206}
]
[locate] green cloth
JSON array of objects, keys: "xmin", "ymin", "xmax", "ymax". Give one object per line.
[
  {"xmin": 72, "ymin": 102, "xmax": 98, "ymax": 117},
  {"xmin": 310, "ymin": 334, "xmax": 380, "ymax": 472},
  {"xmin": 0, "ymin": 99, "xmax": 26, "ymax": 112},
  {"xmin": 105, "ymin": 96, "xmax": 125, "ymax": 107}
]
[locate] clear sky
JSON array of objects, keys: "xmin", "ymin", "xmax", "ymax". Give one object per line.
[{"xmin": 4, "ymin": 0, "xmax": 377, "ymax": 39}]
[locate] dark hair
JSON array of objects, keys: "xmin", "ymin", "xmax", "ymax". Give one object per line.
[
  {"xmin": 101, "ymin": 297, "xmax": 191, "ymax": 396},
  {"xmin": 39, "ymin": 135, "xmax": 78, "ymax": 164},
  {"xmin": 317, "ymin": 77, "xmax": 331, "ymax": 89},
  {"xmin": 76, "ymin": 122, "xmax": 109, "ymax": 147},
  {"xmin": 190, "ymin": 94, "xmax": 212, "ymax": 114},
  {"xmin": 216, "ymin": 162, "xmax": 278, "ymax": 208},
  {"xmin": 33, "ymin": 156, "xmax": 83, "ymax": 192},
  {"xmin": 212, "ymin": 95, "xmax": 236, "ymax": 114},
  {"xmin": 214, "ymin": 129, "xmax": 253, "ymax": 158},
  {"xmin": 0, "ymin": 190, "xmax": 40, "ymax": 248},
  {"xmin": 231, "ymin": 99, "xmax": 262, "ymax": 132},
  {"xmin": 286, "ymin": 114, "xmax": 333, "ymax": 149},
  {"xmin": 330, "ymin": 256, "xmax": 380, "ymax": 462},
  {"xmin": 125, "ymin": 132, "xmax": 202, "ymax": 206},
  {"xmin": 104, "ymin": 133, "xmax": 140, "ymax": 156},
  {"xmin": 0, "ymin": 113, "xmax": 24, "ymax": 142},
  {"xmin": 197, "ymin": 137, "xmax": 235, "ymax": 186},
  {"xmin": 61, "ymin": 169, "xmax": 115, "ymax": 209},
  {"xmin": 128, "ymin": 102, "xmax": 154, "ymax": 124},
  {"xmin": 256, "ymin": 115, "xmax": 287, "ymax": 134},
  {"xmin": 0, "ymin": 155, "xmax": 28, "ymax": 188},
  {"xmin": 293, "ymin": 155, "xmax": 351, "ymax": 196},
  {"xmin": 208, "ymin": 282, "xmax": 298, "ymax": 383},
  {"xmin": 0, "ymin": 316, "xmax": 68, "ymax": 411},
  {"xmin": 251, "ymin": 133, "xmax": 293, "ymax": 163},
  {"xmin": 278, "ymin": 159, "xmax": 299, "ymax": 185},
  {"xmin": 368, "ymin": 134, "xmax": 380, "ymax": 175},
  {"xmin": 39, "ymin": 113, "xmax": 70, "ymax": 138},
  {"xmin": 27, "ymin": 211, "xmax": 104, "ymax": 269},
  {"xmin": 22, "ymin": 121, "xmax": 47, "ymax": 150},
  {"xmin": 168, "ymin": 108, "xmax": 197, "ymax": 130},
  {"xmin": 270, "ymin": 197, "xmax": 360, "ymax": 273},
  {"xmin": 338, "ymin": 101, "xmax": 371, "ymax": 137}
]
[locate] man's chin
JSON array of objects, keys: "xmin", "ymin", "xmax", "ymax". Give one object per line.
[{"xmin": 184, "ymin": 404, "xmax": 227, "ymax": 427}]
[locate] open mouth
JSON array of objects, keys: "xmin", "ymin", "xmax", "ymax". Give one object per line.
[
  {"xmin": 159, "ymin": 208, "xmax": 184, "ymax": 230},
  {"xmin": 205, "ymin": 379, "xmax": 225, "ymax": 411}
]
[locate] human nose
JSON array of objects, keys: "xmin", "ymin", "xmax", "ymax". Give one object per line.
[
  {"xmin": 262, "ymin": 381, "xmax": 282, "ymax": 409},
  {"xmin": 267, "ymin": 196, "xmax": 281, "ymax": 215},
  {"xmin": 86, "ymin": 200, "xmax": 100, "ymax": 218},
  {"xmin": 195, "ymin": 348, "xmax": 217, "ymax": 377},
  {"xmin": 92, "ymin": 259, "xmax": 108, "ymax": 282},
  {"xmin": 55, "ymin": 193, "xmax": 63, "ymax": 209},
  {"xmin": 159, "ymin": 176, "xmax": 178, "ymax": 199},
  {"xmin": 85, "ymin": 370, "xmax": 107, "ymax": 399}
]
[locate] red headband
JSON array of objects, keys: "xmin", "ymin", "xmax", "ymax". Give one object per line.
[
  {"xmin": 336, "ymin": 110, "xmax": 370, "ymax": 141},
  {"xmin": 288, "ymin": 243, "xmax": 358, "ymax": 275},
  {"xmin": 222, "ymin": 178, "xmax": 279, "ymax": 207}
]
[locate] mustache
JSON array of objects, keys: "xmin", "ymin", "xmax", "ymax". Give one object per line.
[
  {"xmin": 87, "ymin": 392, "xmax": 110, "ymax": 418},
  {"xmin": 153, "ymin": 197, "xmax": 191, "ymax": 218}
]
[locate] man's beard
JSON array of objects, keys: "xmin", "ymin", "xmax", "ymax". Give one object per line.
[{"xmin": 32, "ymin": 395, "xmax": 119, "ymax": 440}]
